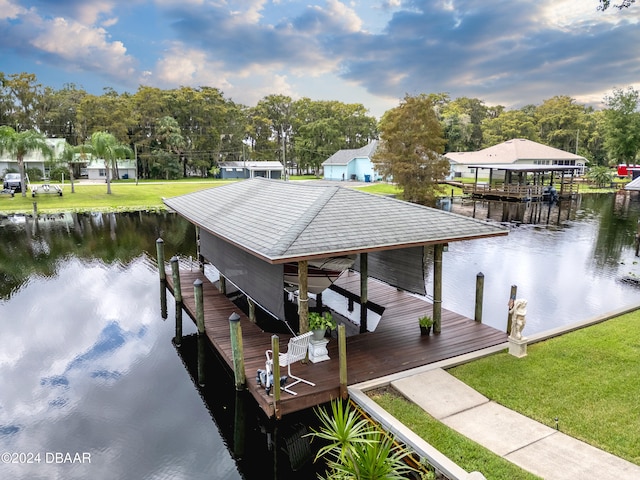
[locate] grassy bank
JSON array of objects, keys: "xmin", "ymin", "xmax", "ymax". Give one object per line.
[
  {"xmin": 371, "ymin": 389, "xmax": 541, "ymax": 479},
  {"xmin": 372, "ymin": 310, "xmax": 640, "ymax": 478},
  {"xmin": 0, "ymin": 180, "xmax": 234, "ymax": 214},
  {"xmin": 449, "ymin": 311, "xmax": 640, "ymax": 465}
]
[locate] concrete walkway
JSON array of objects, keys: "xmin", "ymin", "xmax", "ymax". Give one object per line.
[{"xmin": 391, "ymin": 368, "xmax": 640, "ymax": 480}]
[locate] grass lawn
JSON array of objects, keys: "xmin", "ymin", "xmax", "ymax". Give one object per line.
[
  {"xmin": 449, "ymin": 311, "xmax": 640, "ymax": 465},
  {"xmin": 0, "ymin": 179, "xmax": 235, "ymax": 214},
  {"xmin": 371, "ymin": 311, "xmax": 640, "ymax": 477},
  {"xmin": 371, "ymin": 389, "xmax": 541, "ymax": 480}
]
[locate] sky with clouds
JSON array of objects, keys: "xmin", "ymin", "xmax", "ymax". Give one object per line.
[{"xmin": 1, "ymin": 0, "xmax": 639, "ymax": 118}]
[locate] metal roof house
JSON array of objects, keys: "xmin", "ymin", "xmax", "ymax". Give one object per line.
[
  {"xmin": 0, "ymin": 138, "xmax": 66, "ymax": 176},
  {"xmin": 163, "ymin": 178, "xmax": 508, "ymax": 324},
  {"xmin": 445, "ymin": 139, "xmax": 587, "ymax": 179},
  {"xmin": 322, "ymin": 140, "xmax": 379, "ymax": 182},
  {"xmin": 218, "ymin": 161, "xmax": 284, "ymax": 180}
]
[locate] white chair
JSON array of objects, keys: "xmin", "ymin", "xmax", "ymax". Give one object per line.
[{"xmin": 265, "ymin": 331, "xmax": 315, "ymax": 395}]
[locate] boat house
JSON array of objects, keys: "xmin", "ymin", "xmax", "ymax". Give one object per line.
[{"xmin": 162, "ymin": 178, "xmax": 509, "ymax": 417}]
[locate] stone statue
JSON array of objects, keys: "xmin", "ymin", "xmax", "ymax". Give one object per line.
[{"xmin": 508, "ymin": 298, "xmax": 527, "ymax": 341}]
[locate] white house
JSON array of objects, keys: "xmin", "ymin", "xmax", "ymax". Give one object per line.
[
  {"xmin": 0, "ymin": 138, "xmax": 66, "ymax": 176},
  {"xmin": 84, "ymin": 158, "xmax": 137, "ymax": 181},
  {"xmin": 322, "ymin": 140, "xmax": 379, "ymax": 182},
  {"xmin": 445, "ymin": 139, "xmax": 587, "ymax": 179}
]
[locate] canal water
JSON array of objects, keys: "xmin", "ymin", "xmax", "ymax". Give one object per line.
[{"xmin": 1, "ymin": 191, "xmax": 640, "ymax": 479}]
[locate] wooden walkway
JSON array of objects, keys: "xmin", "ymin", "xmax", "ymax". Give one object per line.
[{"xmin": 165, "ymin": 269, "xmax": 507, "ymax": 419}]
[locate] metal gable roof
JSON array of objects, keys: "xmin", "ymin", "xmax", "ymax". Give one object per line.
[
  {"xmin": 163, "ymin": 178, "xmax": 508, "ymax": 263},
  {"xmin": 446, "ymin": 139, "xmax": 586, "ymax": 165}
]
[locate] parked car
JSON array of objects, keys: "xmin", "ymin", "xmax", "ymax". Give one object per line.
[{"xmin": 3, "ymin": 173, "xmax": 24, "ymax": 191}]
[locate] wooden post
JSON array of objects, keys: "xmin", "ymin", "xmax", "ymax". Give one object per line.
[
  {"xmin": 475, "ymin": 272, "xmax": 484, "ymax": 323},
  {"xmin": 194, "ymin": 279, "xmax": 205, "ymax": 386},
  {"xmin": 298, "ymin": 260, "xmax": 309, "ymax": 333},
  {"xmin": 248, "ymin": 297, "xmax": 256, "ymax": 323},
  {"xmin": 271, "ymin": 335, "xmax": 281, "ymax": 418},
  {"xmin": 433, "ymin": 244, "xmax": 443, "ymax": 334},
  {"xmin": 157, "ymin": 239, "xmax": 167, "ymax": 319},
  {"xmin": 359, "ymin": 252, "xmax": 368, "ymax": 334},
  {"xmin": 170, "ymin": 256, "xmax": 182, "ymax": 345},
  {"xmin": 229, "ymin": 312, "xmax": 246, "ymax": 390},
  {"xmin": 219, "ymin": 275, "xmax": 226, "ymax": 295},
  {"xmin": 507, "ymin": 285, "xmax": 517, "ymax": 334},
  {"xmin": 338, "ymin": 324, "xmax": 347, "ymax": 399},
  {"xmin": 195, "ymin": 226, "xmax": 205, "ymax": 273},
  {"xmin": 156, "ymin": 238, "xmax": 166, "ymax": 282}
]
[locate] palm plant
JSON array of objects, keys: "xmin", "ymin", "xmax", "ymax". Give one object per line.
[
  {"xmin": 310, "ymin": 399, "xmax": 418, "ymax": 480},
  {"xmin": 78, "ymin": 131, "xmax": 132, "ymax": 194},
  {"xmin": 0, "ymin": 126, "xmax": 53, "ymax": 197}
]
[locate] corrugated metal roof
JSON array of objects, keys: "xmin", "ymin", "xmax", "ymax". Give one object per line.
[
  {"xmin": 446, "ymin": 139, "xmax": 586, "ymax": 165},
  {"xmin": 163, "ymin": 178, "xmax": 508, "ymax": 263}
]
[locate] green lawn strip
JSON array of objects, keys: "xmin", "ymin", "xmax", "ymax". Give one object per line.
[
  {"xmin": 0, "ymin": 180, "xmax": 234, "ymax": 214},
  {"xmin": 370, "ymin": 389, "xmax": 541, "ymax": 480},
  {"xmin": 449, "ymin": 311, "xmax": 640, "ymax": 465}
]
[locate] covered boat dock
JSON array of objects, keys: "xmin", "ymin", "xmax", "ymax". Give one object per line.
[
  {"xmin": 462, "ymin": 164, "xmax": 581, "ymax": 202},
  {"xmin": 162, "ymin": 178, "xmax": 509, "ymax": 418}
]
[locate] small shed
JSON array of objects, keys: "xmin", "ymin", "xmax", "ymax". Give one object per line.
[
  {"xmin": 322, "ymin": 141, "xmax": 379, "ymax": 182},
  {"xmin": 218, "ymin": 161, "xmax": 284, "ymax": 180}
]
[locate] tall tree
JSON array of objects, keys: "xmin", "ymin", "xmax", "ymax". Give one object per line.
[
  {"xmin": 602, "ymin": 87, "xmax": 640, "ymax": 166},
  {"xmin": 535, "ymin": 96, "xmax": 591, "ymax": 152},
  {"xmin": 482, "ymin": 108, "xmax": 539, "ymax": 147},
  {"xmin": 372, "ymin": 94, "xmax": 448, "ymax": 206},
  {"xmin": 0, "ymin": 126, "xmax": 53, "ymax": 196},
  {"xmin": 77, "ymin": 131, "xmax": 132, "ymax": 194}
]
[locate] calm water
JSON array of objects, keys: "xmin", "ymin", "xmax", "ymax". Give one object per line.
[
  {"xmin": 0, "ymin": 212, "xmax": 318, "ymax": 480},
  {"xmin": 1, "ymin": 192, "xmax": 640, "ymax": 479}
]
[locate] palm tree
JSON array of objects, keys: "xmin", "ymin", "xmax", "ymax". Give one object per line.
[
  {"xmin": 78, "ymin": 131, "xmax": 132, "ymax": 194},
  {"xmin": 0, "ymin": 126, "xmax": 53, "ymax": 197}
]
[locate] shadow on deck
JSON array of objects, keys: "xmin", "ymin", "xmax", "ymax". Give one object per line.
[{"xmin": 165, "ymin": 269, "xmax": 507, "ymax": 419}]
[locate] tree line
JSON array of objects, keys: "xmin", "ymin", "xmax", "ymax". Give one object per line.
[{"xmin": 1, "ymin": 71, "xmax": 640, "ymax": 182}]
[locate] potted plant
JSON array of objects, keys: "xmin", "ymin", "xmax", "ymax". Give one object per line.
[
  {"xmin": 309, "ymin": 311, "xmax": 336, "ymax": 340},
  {"xmin": 419, "ymin": 315, "xmax": 433, "ymax": 336}
]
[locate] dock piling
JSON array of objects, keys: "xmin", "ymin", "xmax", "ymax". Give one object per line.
[
  {"xmin": 475, "ymin": 272, "xmax": 484, "ymax": 323},
  {"xmin": 229, "ymin": 312, "xmax": 246, "ymax": 390},
  {"xmin": 157, "ymin": 238, "xmax": 167, "ymax": 319},
  {"xmin": 338, "ymin": 324, "xmax": 347, "ymax": 399},
  {"xmin": 170, "ymin": 256, "xmax": 182, "ymax": 345},
  {"xmin": 271, "ymin": 335, "xmax": 281, "ymax": 418},
  {"xmin": 195, "ymin": 279, "xmax": 205, "ymax": 386},
  {"xmin": 507, "ymin": 285, "xmax": 517, "ymax": 334},
  {"xmin": 156, "ymin": 238, "xmax": 165, "ymax": 282}
]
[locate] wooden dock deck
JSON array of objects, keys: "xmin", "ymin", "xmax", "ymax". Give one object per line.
[{"xmin": 165, "ymin": 269, "xmax": 508, "ymax": 419}]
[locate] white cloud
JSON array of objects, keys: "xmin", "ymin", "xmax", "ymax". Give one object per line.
[
  {"xmin": 152, "ymin": 43, "xmax": 232, "ymax": 89},
  {"xmin": 30, "ymin": 16, "xmax": 136, "ymax": 77},
  {"xmin": 0, "ymin": 0, "xmax": 26, "ymax": 19}
]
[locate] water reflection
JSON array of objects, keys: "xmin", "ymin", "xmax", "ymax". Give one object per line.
[
  {"xmin": 442, "ymin": 192, "xmax": 640, "ymax": 334},
  {"xmin": 0, "ymin": 256, "xmax": 240, "ymax": 480},
  {"xmin": 3, "ymin": 192, "xmax": 640, "ymax": 478}
]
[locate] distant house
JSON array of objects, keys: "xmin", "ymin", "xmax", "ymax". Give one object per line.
[
  {"xmin": 322, "ymin": 140, "xmax": 379, "ymax": 182},
  {"xmin": 445, "ymin": 139, "xmax": 587, "ymax": 179},
  {"xmin": 0, "ymin": 138, "xmax": 66, "ymax": 176},
  {"xmin": 85, "ymin": 158, "xmax": 137, "ymax": 181},
  {"xmin": 218, "ymin": 161, "xmax": 284, "ymax": 180}
]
